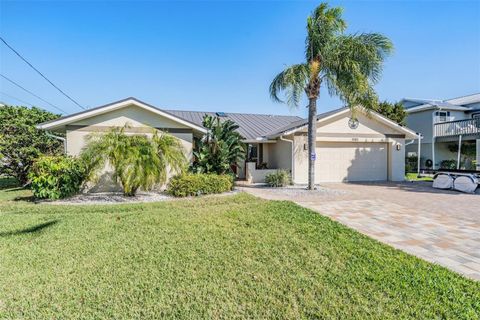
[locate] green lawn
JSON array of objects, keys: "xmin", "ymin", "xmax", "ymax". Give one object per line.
[
  {"xmin": 0, "ymin": 183, "xmax": 478, "ymax": 319},
  {"xmin": 405, "ymin": 173, "xmax": 434, "ymax": 182}
]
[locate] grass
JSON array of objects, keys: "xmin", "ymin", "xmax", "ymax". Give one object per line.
[
  {"xmin": 0, "ymin": 182, "xmax": 479, "ymax": 319},
  {"xmin": 405, "ymin": 173, "xmax": 434, "ymax": 182}
]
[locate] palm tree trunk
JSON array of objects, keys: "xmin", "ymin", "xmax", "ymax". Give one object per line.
[{"xmin": 307, "ymin": 97, "xmax": 317, "ymax": 190}]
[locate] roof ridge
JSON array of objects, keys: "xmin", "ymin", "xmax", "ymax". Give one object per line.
[{"xmin": 166, "ymin": 109, "xmax": 302, "ymax": 118}]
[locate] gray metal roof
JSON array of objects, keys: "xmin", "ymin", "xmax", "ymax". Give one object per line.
[
  {"xmin": 446, "ymin": 93, "xmax": 480, "ymax": 106},
  {"xmin": 36, "ymin": 97, "xmax": 303, "ymax": 139},
  {"xmin": 165, "ymin": 109, "xmax": 302, "ymax": 141},
  {"xmin": 402, "ymin": 93, "xmax": 480, "ymax": 113}
]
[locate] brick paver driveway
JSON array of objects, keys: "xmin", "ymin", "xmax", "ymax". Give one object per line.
[{"xmin": 239, "ymin": 182, "xmax": 480, "ymax": 280}]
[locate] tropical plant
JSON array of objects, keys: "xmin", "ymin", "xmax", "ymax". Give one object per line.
[
  {"xmin": 81, "ymin": 126, "xmax": 186, "ymax": 196},
  {"xmin": 0, "ymin": 105, "xmax": 63, "ymax": 184},
  {"xmin": 29, "ymin": 155, "xmax": 86, "ymax": 199},
  {"xmin": 269, "ymin": 2, "xmax": 393, "ymax": 189},
  {"xmin": 265, "ymin": 170, "xmax": 292, "ymax": 187},
  {"xmin": 193, "ymin": 115, "xmax": 246, "ymax": 175},
  {"xmin": 377, "ymin": 101, "xmax": 407, "ymax": 125}
]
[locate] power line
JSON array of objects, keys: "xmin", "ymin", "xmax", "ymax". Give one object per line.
[
  {"xmin": 0, "ymin": 36, "xmax": 86, "ymax": 110},
  {"xmin": 0, "ymin": 74, "xmax": 67, "ymax": 114},
  {"xmin": 0, "ymin": 91, "xmax": 35, "ymax": 107}
]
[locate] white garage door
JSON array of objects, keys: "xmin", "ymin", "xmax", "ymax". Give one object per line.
[{"xmin": 315, "ymin": 142, "xmax": 388, "ymax": 182}]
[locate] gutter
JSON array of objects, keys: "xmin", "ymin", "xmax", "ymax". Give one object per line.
[
  {"xmin": 279, "ymin": 135, "xmax": 294, "ymax": 182},
  {"xmin": 46, "ymin": 132, "xmax": 67, "ymax": 154}
]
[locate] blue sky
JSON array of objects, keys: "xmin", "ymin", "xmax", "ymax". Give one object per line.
[{"xmin": 1, "ymin": 1, "xmax": 479, "ymax": 118}]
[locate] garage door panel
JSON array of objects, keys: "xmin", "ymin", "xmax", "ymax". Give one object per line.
[{"xmin": 315, "ymin": 142, "xmax": 387, "ymax": 182}]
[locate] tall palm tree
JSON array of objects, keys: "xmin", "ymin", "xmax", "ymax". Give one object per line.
[
  {"xmin": 81, "ymin": 125, "xmax": 186, "ymax": 196},
  {"xmin": 270, "ymin": 3, "xmax": 393, "ymax": 190}
]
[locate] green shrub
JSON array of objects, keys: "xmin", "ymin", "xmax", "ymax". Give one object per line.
[
  {"xmin": 29, "ymin": 155, "xmax": 86, "ymax": 199},
  {"xmin": 440, "ymin": 159, "xmax": 457, "ymax": 170},
  {"xmin": 265, "ymin": 170, "xmax": 292, "ymax": 187},
  {"xmin": 405, "ymin": 155, "xmax": 418, "ymax": 173},
  {"xmin": 167, "ymin": 173, "xmax": 233, "ymax": 197}
]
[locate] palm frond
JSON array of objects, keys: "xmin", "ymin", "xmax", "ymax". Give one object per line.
[
  {"xmin": 269, "ymin": 63, "xmax": 309, "ymax": 108},
  {"xmin": 306, "ymin": 3, "xmax": 347, "ymax": 62}
]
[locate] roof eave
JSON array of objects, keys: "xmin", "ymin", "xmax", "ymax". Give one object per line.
[
  {"xmin": 36, "ymin": 97, "xmax": 207, "ymax": 133},
  {"xmin": 267, "ymin": 107, "xmax": 418, "ymax": 140}
]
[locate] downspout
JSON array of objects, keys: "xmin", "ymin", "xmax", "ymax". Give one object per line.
[
  {"xmin": 46, "ymin": 132, "xmax": 66, "ymax": 155},
  {"xmin": 417, "ymin": 134, "xmax": 422, "ymax": 175},
  {"xmin": 432, "ymin": 109, "xmax": 438, "ymax": 170},
  {"xmin": 280, "ymin": 135, "xmax": 294, "ymax": 183},
  {"xmin": 457, "ymin": 134, "xmax": 462, "ymax": 170}
]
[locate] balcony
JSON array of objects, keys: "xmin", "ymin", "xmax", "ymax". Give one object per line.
[{"xmin": 434, "ymin": 118, "xmax": 480, "ymax": 137}]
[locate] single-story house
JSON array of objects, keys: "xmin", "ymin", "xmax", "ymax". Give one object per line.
[{"xmin": 37, "ymin": 97, "xmax": 418, "ymax": 189}]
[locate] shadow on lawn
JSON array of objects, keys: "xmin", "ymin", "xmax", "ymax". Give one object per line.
[
  {"xmin": 0, "ymin": 220, "xmax": 59, "ymax": 237},
  {"xmin": 13, "ymin": 195, "xmax": 36, "ymax": 202}
]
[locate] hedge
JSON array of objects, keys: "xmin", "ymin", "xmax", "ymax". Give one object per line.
[
  {"xmin": 29, "ymin": 155, "xmax": 86, "ymax": 200},
  {"xmin": 167, "ymin": 173, "xmax": 233, "ymax": 197}
]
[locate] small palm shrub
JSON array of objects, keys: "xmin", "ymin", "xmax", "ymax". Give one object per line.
[
  {"xmin": 265, "ymin": 170, "xmax": 292, "ymax": 187},
  {"xmin": 29, "ymin": 155, "xmax": 86, "ymax": 199},
  {"xmin": 81, "ymin": 126, "xmax": 186, "ymax": 196},
  {"xmin": 167, "ymin": 173, "xmax": 233, "ymax": 197}
]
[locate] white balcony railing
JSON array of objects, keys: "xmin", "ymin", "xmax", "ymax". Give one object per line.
[
  {"xmin": 433, "ymin": 116, "xmax": 454, "ymax": 123},
  {"xmin": 434, "ymin": 118, "xmax": 480, "ymax": 137}
]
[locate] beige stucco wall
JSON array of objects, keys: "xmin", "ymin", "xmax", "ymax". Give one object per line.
[
  {"xmin": 267, "ymin": 139, "xmax": 292, "ymax": 170},
  {"xmin": 388, "ymin": 138, "xmax": 406, "ymax": 181},
  {"xmin": 291, "ymin": 111, "xmax": 407, "ymax": 184},
  {"xmin": 293, "ymin": 135, "xmax": 308, "ymax": 184},
  {"xmin": 245, "ymin": 162, "xmax": 279, "ymax": 184},
  {"xmin": 315, "ymin": 111, "xmax": 403, "ymax": 136},
  {"xmin": 71, "ymin": 104, "xmax": 189, "ymax": 128},
  {"xmin": 65, "ymin": 104, "xmax": 194, "ymax": 192},
  {"xmin": 66, "ymin": 130, "xmax": 192, "ymax": 159}
]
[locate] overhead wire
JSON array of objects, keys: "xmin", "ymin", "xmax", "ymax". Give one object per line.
[
  {"xmin": 0, "ymin": 36, "xmax": 85, "ymax": 110},
  {"xmin": 0, "ymin": 73, "xmax": 67, "ymax": 113},
  {"xmin": 0, "ymin": 90, "xmax": 36, "ymax": 107}
]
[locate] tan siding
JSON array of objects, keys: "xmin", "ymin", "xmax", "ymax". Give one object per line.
[
  {"xmin": 291, "ymin": 110, "xmax": 406, "ymax": 184},
  {"xmin": 65, "ymin": 104, "xmax": 193, "ymax": 192}
]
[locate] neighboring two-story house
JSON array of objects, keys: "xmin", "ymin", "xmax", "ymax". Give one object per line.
[{"xmin": 402, "ymin": 93, "xmax": 480, "ymax": 171}]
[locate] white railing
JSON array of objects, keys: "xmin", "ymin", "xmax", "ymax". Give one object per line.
[
  {"xmin": 434, "ymin": 118, "xmax": 480, "ymax": 137},
  {"xmin": 433, "ymin": 116, "xmax": 454, "ymax": 123}
]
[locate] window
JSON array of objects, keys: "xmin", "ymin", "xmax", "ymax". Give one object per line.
[
  {"xmin": 472, "ymin": 113, "xmax": 480, "ymax": 119},
  {"xmin": 434, "ymin": 111, "xmax": 450, "ymax": 122},
  {"xmin": 247, "ymin": 144, "xmax": 258, "ymax": 162}
]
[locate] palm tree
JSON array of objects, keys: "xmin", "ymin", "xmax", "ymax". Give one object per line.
[
  {"xmin": 269, "ymin": 3, "xmax": 393, "ymax": 189},
  {"xmin": 81, "ymin": 125, "xmax": 186, "ymax": 196}
]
